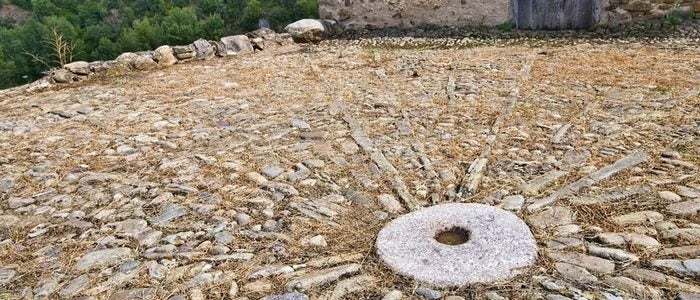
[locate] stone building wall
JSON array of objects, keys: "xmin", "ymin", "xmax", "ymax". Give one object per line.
[
  {"xmin": 319, "ymin": 0, "xmax": 699, "ymax": 30},
  {"xmin": 318, "ymin": 0, "xmax": 512, "ymax": 29}
]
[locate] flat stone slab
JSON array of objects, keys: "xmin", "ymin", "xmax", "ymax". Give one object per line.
[{"xmin": 376, "ymin": 203, "xmax": 537, "ymax": 287}]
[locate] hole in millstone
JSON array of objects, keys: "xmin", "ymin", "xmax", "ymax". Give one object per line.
[{"xmin": 434, "ymin": 227, "xmax": 471, "ymax": 245}]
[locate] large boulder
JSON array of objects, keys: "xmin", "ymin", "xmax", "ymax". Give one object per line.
[
  {"xmin": 116, "ymin": 52, "xmax": 157, "ymax": 70},
  {"xmin": 210, "ymin": 41, "xmax": 227, "ymax": 57},
  {"xmin": 284, "ymin": 19, "xmax": 343, "ymax": 43},
  {"xmin": 220, "ymin": 35, "xmax": 253, "ymax": 55},
  {"xmin": 51, "ymin": 69, "xmax": 76, "ymax": 83},
  {"xmin": 63, "ymin": 61, "xmax": 91, "ymax": 75},
  {"xmin": 193, "ymin": 38, "xmax": 215, "ymax": 59},
  {"xmin": 89, "ymin": 61, "xmax": 116, "ymax": 73},
  {"xmin": 153, "ymin": 46, "xmax": 177, "ymax": 66},
  {"xmin": 172, "ymin": 45, "xmax": 196, "ymax": 61},
  {"xmin": 116, "ymin": 52, "xmax": 140, "ymax": 69}
]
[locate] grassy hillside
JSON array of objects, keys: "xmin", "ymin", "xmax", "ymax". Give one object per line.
[{"xmin": 0, "ymin": 0, "xmax": 317, "ymax": 89}]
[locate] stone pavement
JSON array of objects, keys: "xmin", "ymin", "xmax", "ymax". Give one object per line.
[{"xmin": 0, "ymin": 37, "xmax": 698, "ymax": 299}]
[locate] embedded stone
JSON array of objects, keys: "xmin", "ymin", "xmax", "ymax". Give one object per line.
[
  {"xmin": 286, "ymin": 264, "xmax": 360, "ymax": 291},
  {"xmin": 667, "ymin": 200, "xmax": 700, "ymax": 216},
  {"xmin": 528, "ymin": 206, "xmax": 572, "ymax": 229},
  {"xmin": 612, "ymin": 211, "xmax": 664, "ymax": 225},
  {"xmin": 603, "ymin": 276, "xmax": 662, "ymax": 299},
  {"xmin": 547, "ymin": 251, "xmax": 615, "ymax": 274},
  {"xmin": 76, "ymin": 248, "xmax": 134, "ymax": 271},
  {"xmin": 376, "ymin": 203, "xmax": 537, "ymax": 286},
  {"xmin": 554, "ymin": 262, "xmax": 598, "ymax": 283},
  {"xmin": 659, "ymin": 191, "xmax": 682, "ymax": 202}
]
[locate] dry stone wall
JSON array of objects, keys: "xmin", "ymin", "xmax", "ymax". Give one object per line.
[{"xmin": 48, "ymin": 29, "xmax": 293, "ymax": 86}]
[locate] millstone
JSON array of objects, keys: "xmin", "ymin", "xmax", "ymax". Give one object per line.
[{"xmin": 376, "ymin": 203, "xmax": 537, "ymax": 287}]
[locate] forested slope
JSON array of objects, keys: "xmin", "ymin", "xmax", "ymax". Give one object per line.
[{"xmin": 0, "ymin": 0, "xmax": 317, "ymax": 89}]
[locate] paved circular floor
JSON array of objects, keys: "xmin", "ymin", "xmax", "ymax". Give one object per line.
[{"xmin": 376, "ymin": 203, "xmax": 538, "ymax": 287}]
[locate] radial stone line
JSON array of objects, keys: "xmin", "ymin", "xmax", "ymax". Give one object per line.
[
  {"xmin": 527, "ymin": 150, "xmax": 649, "ymax": 211},
  {"xmin": 344, "ymin": 116, "xmax": 421, "ymax": 211},
  {"xmin": 457, "ymin": 53, "xmax": 537, "ymax": 198}
]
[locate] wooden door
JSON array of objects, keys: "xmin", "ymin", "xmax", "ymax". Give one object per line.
[{"xmin": 515, "ymin": 0, "xmax": 597, "ymax": 30}]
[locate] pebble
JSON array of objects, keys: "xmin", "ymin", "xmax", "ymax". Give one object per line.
[
  {"xmin": 667, "ymin": 200, "xmax": 700, "ymax": 215},
  {"xmin": 76, "ymin": 248, "xmax": 134, "ymax": 271},
  {"xmin": 382, "ymin": 290, "xmax": 403, "ymax": 300},
  {"xmin": 500, "ymin": 195, "xmax": 524, "ymax": 211},
  {"xmin": 0, "ymin": 268, "xmax": 17, "ymax": 285},
  {"xmin": 59, "ymin": 274, "xmax": 90, "ymax": 298},
  {"xmin": 677, "ymin": 292, "xmax": 700, "ymax": 300},
  {"xmin": 262, "ymin": 292, "xmax": 309, "ymax": 300},
  {"xmin": 228, "ymin": 281, "xmax": 239, "ymax": 298},
  {"xmin": 286, "ymin": 263, "xmax": 360, "ymax": 291},
  {"xmin": 234, "ymin": 213, "xmax": 253, "ymax": 226},
  {"xmin": 378, "ymin": 194, "xmax": 404, "ymax": 213},
  {"xmin": 588, "ymin": 245, "xmax": 638, "ymax": 262},
  {"xmin": 415, "ymin": 287, "xmax": 442, "ymax": 299},
  {"xmin": 555, "ymin": 262, "xmax": 598, "ymax": 283},
  {"xmin": 150, "ymin": 204, "xmax": 187, "ymax": 225},
  {"xmin": 596, "ymin": 233, "xmax": 626, "ymax": 247},
  {"xmin": 603, "ymin": 276, "xmax": 661, "ymax": 299},
  {"xmin": 547, "ymin": 251, "xmax": 615, "ymax": 274},
  {"xmin": 658, "ymin": 190, "xmax": 682, "ymax": 202},
  {"xmin": 262, "ymin": 166, "xmax": 285, "ymax": 178},
  {"xmin": 529, "ymin": 206, "xmax": 573, "ymax": 229},
  {"xmin": 304, "ymin": 235, "xmax": 328, "ymax": 248},
  {"xmin": 612, "ymin": 211, "xmax": 664, "ymax": 225}
]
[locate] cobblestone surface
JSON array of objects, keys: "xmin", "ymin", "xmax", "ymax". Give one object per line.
[{"xmin": 0, "ymin": 36, "xmax": 699, "ymax": 299}]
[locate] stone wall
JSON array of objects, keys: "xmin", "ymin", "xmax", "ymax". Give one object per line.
[
  {"xmin": 318, "ymin": 0, "xmax": 512, "ymax": 29},
  {"xmin": 320, "ymin": 0, "xmax": 699, "ymax": 30},
  {"xmin": 47, "ymin": 29, "xmax": 293, "ymax": 86}
]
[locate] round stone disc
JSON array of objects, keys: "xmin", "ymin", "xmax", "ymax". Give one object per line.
[{"xmin": 376, "ymin": 203, "xmax": 537, "ymax": 287}]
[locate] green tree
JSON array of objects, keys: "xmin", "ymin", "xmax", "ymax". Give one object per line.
[
  {"xmin": 294, "ymin": 0, "xmax": 318, "ymax": 19},
  {"xmin": 161, "ymin": 6, "xmax": 202, "ymax": 44},
  {"xmin": 0, "ymin": 39, "xmax": 20, "ymax": 88},
  {"xmin": 196, "ymin": 0, "xmax": 225, "ymax": 15},
  {"xmin": 9, "ymin": 0, "xmax": 33, "ymax": 10},
  {"xmin": 241, "ymin": 0, "xmax": 262, "ymax": 31},
  {"xmin": 93, "ymin": 36, "xmax": 121, "ymax": 60},
  {"xmin": 76, "ymin": 1, "xmax": 108, "ymax": 27},
  {"xmin": 202, "ymin": 13, "xmax": 224, "ymax": 39},
  {"xmin": 30, "ymin": 0, "xmax": 60, "ymax": 18},
  {"xmin": 133, "ymin": 17, "xmax": 161, "ymax": 49}
]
